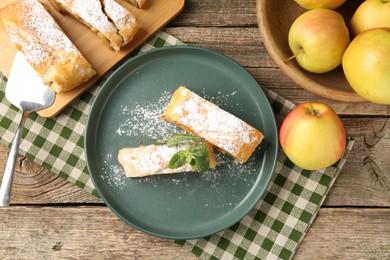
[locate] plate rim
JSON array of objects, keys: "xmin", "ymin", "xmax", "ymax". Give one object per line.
[{"xmin": 85, "ymin": 45, "xmax": 279, "ymax": 240}]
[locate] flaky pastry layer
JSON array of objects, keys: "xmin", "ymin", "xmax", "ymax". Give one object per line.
[
  {"xmin": 162, "ymin": 86, "xmax": 264, "ymax": 163},
  {"xmin": 118, "ymin": 143, "xmax": 216, "ymax": 177},
  {"xmin": 0, "ymin": 0, "xmax": 96, "ymax": 93}
]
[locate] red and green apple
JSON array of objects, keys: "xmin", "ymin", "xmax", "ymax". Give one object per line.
[{"xmin": 279, "ymin": 102, "xmax": 346, "ymax": 170}]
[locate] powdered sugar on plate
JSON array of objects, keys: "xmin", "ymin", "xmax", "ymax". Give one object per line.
[
  {"xmin": 102, "ymin": 88, "xmax": 263, "ymax": 191},
  {"xmin": 101, "ymin": 153, "xmax": 128, "ymax": 189},
  {"xmin": 115, "ymin": 91, "xmax": 184, "ymax": 141}
]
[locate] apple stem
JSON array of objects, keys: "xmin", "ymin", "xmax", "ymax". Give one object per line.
[
  {"xmin": 312, "ymin": 109, "xmax": 320, "ymax": 116},
  {"xmin": 284, "ymin": 53, "xmax": 299, "ymax": 63}
]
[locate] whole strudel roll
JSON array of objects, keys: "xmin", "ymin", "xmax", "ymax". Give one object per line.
[{"xmin": 0, "ymin": 0, "xmax": 96, "ymax": 93}]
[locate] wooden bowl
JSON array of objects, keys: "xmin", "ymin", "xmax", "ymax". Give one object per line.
[{"xmin": 256, "ymin": 0, "xmax": 366, "ymax": 102}]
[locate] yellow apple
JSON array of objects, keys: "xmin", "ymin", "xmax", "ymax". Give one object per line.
[
  {"xmin": 288, "ymin": 9, "xmax": 350, "ymax": 73},
  {"xmin": 279, "ymin": 102, "xmax": 346, "ymax": 170},
  {"xmin": 342, "ymin": 28, "xmax": 390, "ymax": 104},
  {"xmin": 295, "ymin": 0, "xmax": 346, "ymax": 9},
  {"xmin": 350, "ymin": 0, "xmax": 390, "ymax": 37}
]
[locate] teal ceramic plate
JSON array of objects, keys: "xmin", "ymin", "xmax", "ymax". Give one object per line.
[{"xmin": 85, "ymin": 46, "xmax": 278, "ymax": 240}]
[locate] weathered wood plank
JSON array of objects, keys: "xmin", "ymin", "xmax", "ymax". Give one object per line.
[
  {"xmin": 0, "ymin": 144, "xmax": 100, "ymax": 204},
  {"xmin": 0, "ymin": 206, "xmax": 197, "ymax": 259},
  {"xmin": 165, "ymin": 27, "xmax": 274, "ymax": 68},
  {"xmin": 0, "ymin": 206, "xmax": 388, "ymax": 259},
  {"xmin": 294, "ymin": 208, "xmax": 390, "ymax": 259},
  {"xmin": 170, "ymin": 0, "xmax": 258, "ymax": 27},
  {"xmin": 325, "ymin": 118, "xmax": 390, "ymax": 207}
]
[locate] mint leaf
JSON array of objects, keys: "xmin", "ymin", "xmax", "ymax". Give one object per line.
[
  {"xmin": 189, "ymin": 143, "xmax": 210, "ymax": 173},
  {"xmin": 166, "ymin": 134, "xmax": 211, "ymax": 173},
  {"xmin": 167, "ymin": 134, "xmax": 198, "ymax": 147},
  {"xmin": 189, "ymin": 142, "xmax": 207, "ymax": 157},
  {"xmin": 168, "ymin": 150, "xmax": 188, "ymax": 169},
  {"xmin": 192, "ymin": 154, "xmax": 210, "ymax": 173}
]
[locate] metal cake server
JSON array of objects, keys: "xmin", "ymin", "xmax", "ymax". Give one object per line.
[{"xmin": 0, "ymin": 51, "xmax": 56, "ymax": 206}]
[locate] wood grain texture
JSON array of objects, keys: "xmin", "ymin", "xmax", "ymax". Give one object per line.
[
  {"xmin": 174, "ymin": 0, "xmax": 257, "ymax": 27},
  {"xmin": 0, "ymin": 144, "xmax": 100, "ymax": 204},
  {"xmin": 0, "ymin": 206, "xmax": 388, "ymax": 259},
  {"xmin": 0, "ymin": 206, "xmax": 197, "ymax": 259},
  {"xmin": 295, "ymin": 208, "xmax": 390, "ymax": 259}
]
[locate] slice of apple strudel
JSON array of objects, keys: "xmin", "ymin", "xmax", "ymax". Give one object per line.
[
  {"xmin": 118, "ymin": 142, "xmax": 216, "ymax": 178},
  {"xmin": 126, "ymin": 0, "xmax": 146, "ymax": 8},
  {"xmin": 50, "ymin": 0, "xmax": 139, "ymax": 51},
  {"xmin": 101, "ymin": 0, "xmax": 139, "ymax": 46},
  {"xmin": 162, "ymin": 86, "xmax": 264, "ymax": 163}
]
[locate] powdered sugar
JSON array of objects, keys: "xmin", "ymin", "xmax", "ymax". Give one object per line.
[
  {"xmin": 116, "ymin": 91, "xmax": 184, "ymax": 141},
  {"xmin": 56, "ymin": 0, "xmax": 117, "ymax": 35},
  {"xmin": 2, "ymin": 0, "xmax": 80, "ymax": 66},
  {"xmin": 101, "ymin": 153, "xmax": 128, "ymax": 189},
  {"xmin": 102, "ymin": 0, "xmax": 136, "ymax": 29},
  {"xmin": 101, "ymin": 88, "xmax": 263, "ymax": 191},
  {"xmin": 165, "ymin": 87, "xmax": 263, "ymax": 161},
  {"xmin": 118, "ymin": 144, "xmax": 194, "ymax": 177},
  {"xmin": 102, "ymin": 144, "xmax": 262, "ymax": 192}
]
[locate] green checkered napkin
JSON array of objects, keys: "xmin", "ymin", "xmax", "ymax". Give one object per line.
[
  {"xmin": 176, "ymin": 90, "xmax": 353, "ymax": 260},
  {"xmin": 0, "ymin": 31, "xmax": 353, "ymax": 260}
]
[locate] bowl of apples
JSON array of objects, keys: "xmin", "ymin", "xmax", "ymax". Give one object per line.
[{"xmin": 256, "ymin": 0, "xmax": 390, "ymax": 103}]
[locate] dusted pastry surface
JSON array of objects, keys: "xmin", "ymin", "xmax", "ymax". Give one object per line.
[
  {"xmin": 162, "ymin": 86, "xmax": 264, "ymax": 163},
  {"xmin": 0, "ymin": 0, "xmax": 96, "ymax": 93},
  {"xmin": 118, "ymin": 142, "xmax": 216, "ymax": 177}
]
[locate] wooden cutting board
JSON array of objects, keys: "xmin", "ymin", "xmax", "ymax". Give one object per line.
[{"xmin": 0, "ymin": 0, "xmax": 185, "ymax": 118}]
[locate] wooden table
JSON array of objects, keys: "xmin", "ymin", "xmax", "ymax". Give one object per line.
[{"xmin": 1, "ymin": 0, "xmax": 390, "ymax": 259}]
